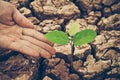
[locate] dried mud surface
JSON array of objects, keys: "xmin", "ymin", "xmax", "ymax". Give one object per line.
[{"xmin": 0, "ymin": 0, "xmax": 120, "ymax": 80}]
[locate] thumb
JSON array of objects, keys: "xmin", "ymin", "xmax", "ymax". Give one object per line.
[{"xmin": 13, "ymin": 8, "xmax": 34, "ymax": 28}]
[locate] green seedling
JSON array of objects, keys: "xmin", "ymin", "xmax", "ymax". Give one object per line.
[{"xmin": 45, "ymin": 22, "xmax": 96, "ymax": 69}]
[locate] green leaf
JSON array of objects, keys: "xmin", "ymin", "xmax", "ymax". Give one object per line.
[
  {"xmin": 45, "ymin": 31, "xmax": 69, "ymax": 45},
  {"xmin": 68, "ymin": 22, "xmax": 80, "ymax": 36},
  {"xmin": 73, "ymin": 29, "xmax": 96, "ymax": 46}
]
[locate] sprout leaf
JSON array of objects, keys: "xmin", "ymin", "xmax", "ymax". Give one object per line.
[
  {"xmin": 73, "ymin": 29, "xmax": 96, "ymax": 46},
  {"xmin": 68, "ymin": 22, "xmax": 80, "ymax": 36},
  {"xmin": 45, "ymin": 31, "xmax": 69, "ymax": 45}
]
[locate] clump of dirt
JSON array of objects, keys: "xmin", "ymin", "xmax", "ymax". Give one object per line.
[{"xmin": 39, "ymin": 53, "xmax": 83, "ymax": 80}]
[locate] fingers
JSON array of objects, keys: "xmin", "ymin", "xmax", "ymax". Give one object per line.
[
  {"xmin": 8, "ymin": 40, "xmax": 52, "ymax": 58},
  {"xmin": 13, "ymin": 8, "xmax": 34, "ymax": 28},
  {"xmin": 21, "ymin": 35, "xmax": 56, "ymax": 55},
  {"xmin": 22, "ymin": 28, "xmax": 54, "ymax": 46},
  {"xmin": 9, "ymin": 40, "xmax": 40, "ymax": 58}
]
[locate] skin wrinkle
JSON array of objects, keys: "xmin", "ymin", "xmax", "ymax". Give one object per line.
[{"xmin": 9, "ymin": 6, "xmax": 15, "ymax": 25}]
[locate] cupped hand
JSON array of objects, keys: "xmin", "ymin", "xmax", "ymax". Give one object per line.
[
  {"xmin": 0, "ymin": 1, "xmax": 56, "ymax": 58},
  {"xmin": 0, "ymin": 23, "xmax": 56, "ymax": 58}
]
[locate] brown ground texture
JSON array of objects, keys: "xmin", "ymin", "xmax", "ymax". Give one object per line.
[{"xmin": 0, "ymin": 0, "xmax": 120, "ymax": 80}]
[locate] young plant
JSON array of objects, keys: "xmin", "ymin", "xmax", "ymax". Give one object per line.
[{"xmin": 45, "ymin": 22, "xmax": 96, "ymax": 69}]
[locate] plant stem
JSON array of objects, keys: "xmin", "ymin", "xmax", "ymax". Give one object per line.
[{"xmin": 70, "ymin": 40, "xmax": 75, "ymax": 70}]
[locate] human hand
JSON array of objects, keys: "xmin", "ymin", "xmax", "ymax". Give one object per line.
[
  {"xmin": 0, "ymin": 23, "xmax": 56, "ymax": 58},
  {"xmin": 0, "ymin": 1, "xmax": 56, "ymax": 58}
]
